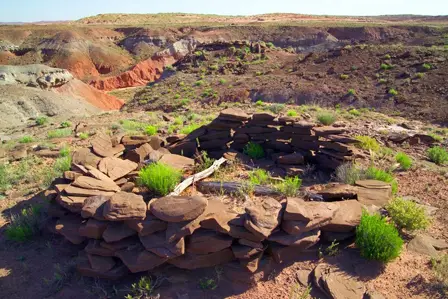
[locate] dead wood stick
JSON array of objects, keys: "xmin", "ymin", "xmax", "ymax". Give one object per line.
[{"xmin": 168, "ymin": 157, "xmax": 227, "ymax": 196}]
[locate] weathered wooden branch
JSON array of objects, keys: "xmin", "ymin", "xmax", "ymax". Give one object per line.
[
  {"xmin": 196, "ymin": 181, "xmax": 281, "ymax": 197},
  {"xmin": 168, "ymin": 157, "xmax": 227, "ymax": 196}
]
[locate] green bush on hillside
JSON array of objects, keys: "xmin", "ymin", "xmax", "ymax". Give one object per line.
[{"xmin": 387, "ymin": 197, "xmax": 430, "ymax": 231}]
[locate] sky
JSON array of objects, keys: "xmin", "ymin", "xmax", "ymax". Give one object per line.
[{"xmin": 1, "ymin": 0, "xmax": 448, "ymax": 22}]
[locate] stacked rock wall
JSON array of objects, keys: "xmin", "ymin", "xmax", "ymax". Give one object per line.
[
  {"xmin": 167, "ymin": 108, "xmax": 361, "ymax": 174},
  {"xmin": 46, "ymin": 123, "xmax": 367, "ymax": 279}
]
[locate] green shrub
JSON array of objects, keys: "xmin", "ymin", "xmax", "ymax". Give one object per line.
[
  {"xmin": 209, "ymin": 64, "xmax": 219, "ymax": 71},
  {"xmin": 249, "ymin": 169, "xmax": 270, "ymax": 185},
  {"xmin": 347, "ymin": 89, "xmax": 356, "ymax": 95},
  {"xmin": 356, "ymin": 211, "xmax": 403, "ymax": 263},
  {"xmin": 267, "ymin": 103, "xmax": 285, "ymax": 114},
  {"xmin": 384, "ymin": 54, "xmax": 391, "ymax": 59},
  {"xmin": 365, "ymin": 166, "xmax": 398, "ymax": 194},
  {"xmin": 60, "ymin": 121, "xmax": 72, "ymax": 128},
  {"xmin": 180, "ymin": 98, "xmax": 190, "ymax": 106},
  {"xmin": 180, "ymin": 123, "xmax": 202, "ymax": 135},
  {"xmin": 387, "ymin": 197, "xmax": 430, "ymax": 231},
  {"xmin": 416, "ymin": 72, "xmax": 424, "ymax": 79},
  {"xmin": 125, "ymin": 276, "xmax": 156, "ymax": 299},
  {"xmin": 195, "ymin": 80, "xmax": 204, "ymax": 87},
  {"xmin": 255, "ymin": 100, "xmax": 264, "ymax": 107},
  {"xmin": 59, "ymin": 145, "xmax": 71, "ymax": 157},
  {"xmin": 427, "ymin": 146, "xmax": 448, "ymax": 165},
  {"xmin": 422, "ymin": 63, "xmax": 432, "ymax": 71},
  {"xmin": 255, "ymin": 71, "xmax": 263, "ymax": 76},
  {"xmin": 78, "ymin": 132, "xmax": 89, "ymax": 140},
  {"xmin": 355, "ymin": 135, "xmax": 381, "ymax": 152},
  {"xmin": 340, "ymin": 74, "xmax": 349, "ymax": 80},
  {"xmin": 428, "ymin": 133, "xmax": 443, "ymax": 142},
  {"xmin": 286, "ymin": 109, "xmax": 298, "ymax": 117},
  {"xmin": 395, "ymin": 152, "xmax": 412, "ymax": 170},
  {"xmin": 138, "ymin": 162, "xmax": 182, "ymax": 196},
  {"xmin": 349, "ymin": 108, "xmax": 361, "ymax": 116},
  {"xmin": 19, "ymin": 136, "xmax": 34, "ymax": 143},
  {"xmin": 335, "ymin": 163, "xmax": 365, "ymax": 185},
  {"xmin": 276, "ymin": 176, "xmax": 302, "ymax": 197},
  {"xmin": 389, "ymin": 89, "xmax": 398, "ymax": 96},
  {"xmin": 174, "ymin": 94, "xmax": 181, "ymax": 99},
  {"xmin": 219, "ymin": 78, "xmax": 227, "ymax": 85},
  {"xmin": 35, "ymin": 116, "xmax": 48, "ymax": 126},
  {"xmin": 379, "ymin": 78, "xmax": 387, "ymax": 84},
  {"xmin": 317, "ymin": 112, "xmax": 337, "ymax": 125},
  {"xmin": 47, "ymin": 129, "xmax": 72, "ymax": 139},
  {"xmin": 145, "ymin": 125, "xmax": 157, "ymax": 136},
  {"xmin": 5, "ymin": 205, "xmax": 42, "ymax": 242},
  {"xmin": 380, "ymin": 63, "xmax": 392, "ymax": 70},
  {"xmin": 266, "ymin": 42, "xmax": 274, "ymax": 48},
  {"xmin": 243, "ymin": 142, "xmax": 265, "ymax": 159}
]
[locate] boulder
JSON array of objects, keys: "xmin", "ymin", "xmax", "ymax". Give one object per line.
[
  {"xmin": 121, "ymin": 135, "xmax": 150, "ymax": 147},
  {"xmin": 186, "ymin": 229, "xmax": 233, "ymax": 254},
  {"xmin": 73, "ymin": 176, "xmax": 120, "ymax": 192},
  {"xmin": 313, "ymin": 184, "xmax": 358, "ymax": 201},
  {"xmin": 81, "ymin": 195, "xmax": 110, "ymax": 220},
  {"xmin": 355, "ymin": 180, "xmax": 392, "ymax": 207},
  {"xmin": 55, "ymin": 215, "xmax": 86, "ymax": 244},
  {"xmin": 321, "ymin": 200, "xmax": 362, "ymax": 233},
  {"xmin": 168, "ymin": 248, "xmax": 235, "ymax": 270},
  {"xmin": 98, "ymin": 157, "xmax": 138, "ymax": 181},
  {"xmin": 85, "ymin": 240, "xmax": 115, "ymax": 257},
  {"xmin": 313, "ymin": 126, "xmax": 346, "ymax": 136},
  {"xmin": 407, "ymin": 235, "xmax": 443, "ymax": 257},
  {"xmin": 102, "ymin": 222, "xmax": 137, "ymax": 243},
  {"xmin": 166, "ymin": 140, "xmax": 198, "ymax": 157},
  {"xmin": 219, "ymin": 108, "xmax": 250, "ymax": 121},
  {"xmin": 319, "ymin": 268, "xmax": 366, "ymax": 299},
  {"xmin": 284, "ymin": 198, "xmax": 339, "ymax": 222},
  {"xmin": 56, "ymin": 194, "xmax": 87, "ymax": 213},
  {"xmin": 87, "ymin": 254, "xmax": 116, "ymax": 272},
  {"xmin": 77, "ymin": 252, "xmax": 129, "ymax": 279},
  {"xmin": 63, "ymin": 171, "xmax": 82, "ymax": 181},
  {"xmin": 115, "ymin": 245, "xmax": 168, "ymax": 273},
  {"xmin": 244, "ymin": 197, "xmax": 283, "ymax": 240},
  {"xmin": 103, "ymin": 192, "xmax": 146, "ymax": 221},
  {"xmin": 85, "ymin": 165, "xmax": 116, "ymax": 184},
  {"xmin": 252, "ymin": 112, "xmax": 276, "ymax": 122},
  {"xmin": 78, "ymin": 218, "xmax": 108, "ymax": 239},
  {"xmin": 91, "ymin": 132, "xmax": 125, "ymax": 157},
  {"xmin": 277, "ymin": 153, "xmax": 305, "ymax": 165},
  {"xmin": 125, "ymin": 213, "xmax": 167, "ymax": 236},
  {"xmin": 72, "ymin": 148, "xmax": 101, "ymax": 167},
  {"xmin": 158, "ymin": 153, "xmax": 194, "ymax": 171},
  {"xmin": 150, "ymin": 195, "xmax": 208, "ymax": 223},
  {"xmin": 120, "ymin": 182, "xmax": 135, "ymax": 192},
  {"xmin": 64, "ymin": 185, "xmax": 115, "ymax": 197},
  {"xmin": 268, "ymin": 229, "xmax": 320, "ymax": 247},
  {"xmin": 148, "ymin": 136, "xmax": 166, "ymax": 150},
  {"xmin": 125, "ymin": 143, "xmax": 154, "ymax": 163},
  {"xmin": 140, "ymin": 232, "xmax": 185, "ymax": 258}
]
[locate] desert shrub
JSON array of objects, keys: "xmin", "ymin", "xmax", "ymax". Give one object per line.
[
  {"xmin": 36, "ymin": 116, "xmax": 48, "ymax": 126},
  {"xmin": 335, "ymin": 163, "xmax": 365, "ymax": 185},
  {"xmin": 266, "ymin": 42, "xmax": 274, "ymax": 48},
  {"xmin": 276, "ymin": 176, "xmax": 302, "ymax": 197},
  {"xmin": 427, "ymin": 146, "xmax": 448, "ymax": 165},
  {"xmin": 255, "ymin": 100, "xmax": 264, "ymax": 107},
  {"xmin": 219, "ymin": 78, "xmax": 227, "ymax": 85},
  {"xmin": 60, "ymin": 121, "xmax": 72, "ymax": 128},
  {"xmin": 255, "ymin": 71, "xmax": 263, "ymax": 76},
  {"xmin": 195, "ymin": 151, "xmax": 215, "ymax": 172},
  {"xmin": 340, "ymin": 74, "xmax": 349, "ymax": 80},
  {"xmin": 380, "ymin": 63, "xmax": 392, "ymax": 70},
  {"xmin": 379, "ymin": 78, "xmax": 387, "ymax": 84},
  {"xmin": 347, "ymin": 89, "xmax": 356, "ymax": 95},
  {"xmin": 388, "ymin": 88, "xmax": 398, "ymax": 96},
  {"xmin": 125, "ymin": 276, "xmax": 157, "ymax": 299},
  {"xmin": 19, "ymin": 136, "xmax": 34, "ymax": 143},
  {"xmin": 174, "ymin": 94, "xmax": 181, "ymax": 99},
  {"xmin": 179, "ymin": 98, "xmax": 190, "ymax": 106},
  {"xmin": 59, "ymin": 145, "xmax": 71, "ymax": 157},
  {"xmin": 243, "ymin": 142, "xmax": 265, "ymax": 160},
  {"xmin": 387, "ymin": 197, "xmax": 430, "ymax": 231},
  {"xmin": 355, "ymin": 135, "xmax": 381, "ymax": 152},
  {"xmin": 195, "ymin": 80, "xmax": 204, "ymax": 87},
  {"xmin": 249, "ymin": 169, "xmax": 270, "ymax": 185},
  {"xmin": 356, "ymin": 211, "xmax": 403, "ymax": 262},
  {"xmin": 138, "ymin": 162, "xmax": 182, "ymax": 196},
  {"xmin": 209, "ymin": 64, "xmax": 219, "ymax": 71},
  {"xmin": 78, "ymin": 132, "xmax": 89, "ymax": 140},
  {"xmin": 317, "ymin": 112, "xmax": 337, "ymax": 125},
  {"xmin": 428, "ymin": 133, "xmax": 443, "ymax": 142},
  {"xmin": 145, "ymin": 125, "xmax": 157, "ymax": 136},
  {"xmin": 384, "ymin": 54, "xmax": 391, "ymax": 59},
  {"xmin": 5, "ymin": 205, "xmax": 42, "ymax": 242},
  {"xmin": 47, "ymin": 129, "xmax": 72, "ymax": 139},
  {"xmin": 349, "ymin": 108, "xmax": 361, "ymax": 116},
  {"xmin": 267, "ymin": 103, "xmax": 285, "ymax": 114},
  {"xmin": 365, "ymin": 166, "xmax": 398, "ymax": 194},
  {"xmin": 432, "ymin": 254, "xmax": 448, "ymax": 289},
  {"xmin": 395, "ymin": 152, "xmax": 412, "ymax": 170},
  {"xmin": 422, "ymin": 63, "xmax": 432, "ymax": 71},
  {"xmin": 287, "ymin": 109, "xmax": 298, "ymax": 117},
  {"xmin": 416, "ymin": 72, "xmax": 424, "ymax": 79}
]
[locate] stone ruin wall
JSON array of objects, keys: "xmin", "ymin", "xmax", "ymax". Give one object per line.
[{"xmin": 47, "ymin": 108, "xmax": 391, "ymax": 280}]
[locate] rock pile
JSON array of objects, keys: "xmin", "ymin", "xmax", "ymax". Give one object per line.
[{"xmin": 167, "ymin": 108, "xmax": 358, "ymax": 176}]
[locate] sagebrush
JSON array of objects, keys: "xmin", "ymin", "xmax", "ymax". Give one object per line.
[{"xmin": 387, "ymin": 197, "xmax": 430, "ymax": 231}]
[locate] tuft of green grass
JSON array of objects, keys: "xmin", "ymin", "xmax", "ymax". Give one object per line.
[
  {"xmin": 384, "ymin": 54, "xmax": 391, "ymax": 59},
  {"xmin": 19, "ymin": 136, "xmax": 34, "ymax": 143},
  {"xmin": 340, "ymin": 74, "xmax": 349, "ymax": 80},
  {"xmin": 195, "ymin": 151, "xmax": 215, "ymax": 172},
  {"xmin": 243, "ymin": 142, "xmax": 265, "ymax": 160},
  {"xmin": 266, "ymin": 103, "xmax": 285, "ymax": 114},
  {"xmin": 199, "ymin": 277, "xmax": 218, "ymax": 290},
  {"xmin": 395, "ymin": 152, "xmax": 412, "ymax": 170},
  {"xmin": 379, "ymin": 78, "xmax": 387, "ymax": 84},
  {"xmin": 78, "ymin": 132, "xmax": 89, "ymax": 140},
  {"xmin": 380, "ymin": 63, "xmax": 393, "ymax": 70},
  {"xmin": 365, "ymin": 167, "xmax": 398, "ymax": 194},
  {"xmin": 125, "ymin": 276, "xmax": 157, "ymax": 299},
  {"xmin": 416, "ymin": 72, "xmax": 424, "ymax": 79},
  {"xmin": 335, "ymin": 163, "xmax": 365, "ymax": 185},
  {"xmin": 60, "ymin": 121, "xmax": 72, "ymax": 128},
  {"xmin": 422, "ymin": 63, "xmax": 432, "ymax": 71},
  {"xmin": 195, "ymin": 80, "xmax": 204, "ymax": 87},
  {"xmin": 180, "ymin": 123, "xmax": 202, "ymax": 135},
  {"xmin": 356, "ymin": 211, "xmax": 403, "ymax": 263},
  {"xmin": 347, "ymin": 89, "xmax": 356, "ymax": 95},
  {"xmin": 276, "ymin": 176, "xmax": 302, "ymax": 197},
  {"xmin": 286, "ymin": 109, "xmax": 298, "ymax": 117},
  {"xmin": 5, "ymin": 205, "xmax": 42, "ymax": 242},
  {"xmin": 145, "ymin": 125, "xmax": 158, "ymax": 136},
  {"xmin": 317, "ymin": 112, "xmax": 337, "ymax": 125},
  {"xmin": 387, "ymin": 197, "xmax": 430, "ymax": 232},
  {"xmin": 138, "ymin": 162, "xmax": 182, "ymax": 196},
  {"xmin": 219, "ymin": 78, "xmax": 227, "ymax": 85},
  {"xmin": 388, "ymin": 89, "xmax": 398, "ymax": 96},
  {"xmin": 348, "ymin": 108, "xmax": 361, "ymax": 116},
  {"xmin": 35, "ymin": 116, "xmax": 48, "ymax": 126},
  {"xmin": 255, "ymin": 100, "xmax": 264, "ymax": 107},
  {"xmin": 47, "ymin": 129, "xmax": 72, "ymax": 139},
  {"xmin": 427, "ymin": 146, "xmax": 448, "ymax": 165},
  {"xmin": 249, "ymin": 169, "xmax": 270, "ymax": 185},
  {"xmin": 428, "ymin": 133, "xmax": 444, "ymax": 142},
  {"xmin": 355, "ymin": 135, "xmax": 381, "ymax": 152},
  {"xmin": 180, "ymin": 98, "xmax": 190, "ymax": 106}
]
